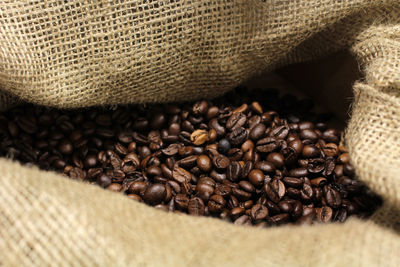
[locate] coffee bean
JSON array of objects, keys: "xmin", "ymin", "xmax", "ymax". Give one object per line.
[
  {"xmin": 268, "ymin": 213, "xmax": 289, "ymax": 225},
  {"xmin": 208, "ymin": 194, "xmax": 226, "ymax": 213},
  {"xmin": 234, "ymin": 215, "xmax": 252, "ymax": 225},
  {"xmin": 239, "ymin": 180, "xmax": 255, "ymax": 193},
  {"xmin": 249, "ymin": 123, "xmax": 266, "ymax": 140},
  {"xmin": 188, "ymin": 197, "xmax": 205, "ymax": 216},
  {"xmin": 250, "ymin": 204, "xmax": 269, "ymax": 221},
  {"xmin": 227, "ymin": 127, "xmax": 247, "ymax": 146},
  {"xmin": 172, "ymin": 165, "xmax": 192, "ymax": 183},
  {"xmin": 190, "ymin": 129, "xmax": 209, "ymax": 146},
  {"xmin": 264, "ymin": 179, "xmax": 285, "ymax": 203},
  {"xmin": 282, "ymin": 177, "xmax": 303, "ymax": 188},
  {"xmin": 197, "ymin": 155, "xmax": 212, "ymax": 172},
  {"xmin": 213, "ymin": 155, "xmax": 230, "ymax": 170},
  {"xmin": 196, "ymin": 183, "xmax": 214, "ymax": 201},
  {"xmin": 256, "ymin": 137, "xmax": 279, "ymax": 153},
  {"xmin": 143, "ymin": 184, "xmax": 166, "ymax": 205},
  {"xmin": 217, "ymin": 138, "xmax": 231, "ymax": 154},
  {"xmin": 316, "ymin": 206, "xmax": 333, "ymax": 222},
  {"xmin": 97, "ymin": 173, "xmax": 112, "ymax": 188},
  {"xmin": 325, "ymin": 186, "xmax": 342, "ymax": 208},
  {"xmin": 227, "ymin": 161, "xmax": 241, "ymax": 181},
  {"xmin": 226, "ymin": 112, "xmax": 247, "ymax": 130},
  {"xmin": 1, "ymin": 87, "xmax": 380, "ymax": 228},
  {"xmin": 266, "ymin": 152, "xmax": 284, "ymax": 168},
  {"xmin": 192, "ymin": 100, "xmax": 208, "ymax": 115}
]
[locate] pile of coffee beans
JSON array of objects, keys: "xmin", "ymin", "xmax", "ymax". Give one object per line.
[{"xmin": 0, "ymin": 87, "xmax": 381, "ymax": 226}]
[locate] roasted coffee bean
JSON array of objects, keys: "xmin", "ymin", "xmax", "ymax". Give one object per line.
[
  {"xmin": 227, "ymin": 127, "xmax": 247, "ymax": 146},
  {"xmin": 1, "ymin": 88, "xmax": 380, "ymax": 228},
  {"xmin": 268, "ymin": 213, "xmax": 290, "ymax": 225},
  {"xmin": 247, "ymin": 169, "xmax": 263, "ymax": 187},
  {"xmin": 196, "ymin": 183, "xmax": 214, "ymax": 201},
  {"xmin": 226, "ymin": 161, "xmax": 241, "ymax": 181},
  {"xmin": 249, "ymin": 123, "xmax": 266, "ymax": 140},
  {"xmin": 234, "ymin": 215, "xmax": 252, "ymax": 225},
  {"xmin": 316, "ymin": 206, "xmax": 333, "ymax": 222},
  {"xmin": 266, "ymin": 152, "xmax": 284, "ymax": 168},
  {"xmin": 97, "ymin": 173, "xmax": 112, "ymax": 188},
  {"xmin": 232, "ymin": 188, "xmax": 251, "ymax": 201},
  {"xmin": 254, "ymin": 161, "xmax": 275, "ymax": 174},
  {"xmin": 197, "ymin": 155, "xmax": 212, "ymax": 172},
  {"xmin": 226, "ymin": 112, "xmax": 247, "ymax": 130},
  {"xmin": 325, "ymin": 186, "xmax": 342, "ymax": 208},
  {"xmin": 172, "ymin": 164, "xmax": 192, "ymax": 183},
  {"xmin": 188, "ymin": 197, "xmax": 205, "ymax": 216},
  {"xmin": 213, "ymin": 155, "xmax": 230, "ymax": 170},
  {"xmin": 256, "ymin": 137, "xmax": 279, "ymax": 153},
  {"xmin": 250, "ymin": 204, "xmax": 269, "ymax": 221},
  {"xmin": 264, "ymin": 179, "xmax": 285, "ymax": 203},
  {"xmin": 143, "ymin": 184, "xmax": 166, "ymax": 205},
  {"xmin": 217, "ymin": 138, "xmax": 231, "ymax": 154},
  {"xmin": 208, "ymin": 194, "xmax": 226, "ymax": 213}
]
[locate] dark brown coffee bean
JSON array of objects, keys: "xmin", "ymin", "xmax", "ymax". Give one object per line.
[
  {"xmin": 127, "ymin": 194, "xmax": 142, "ymax": 202},
  {"xmin": 250, "ymin": 204, "xmax": 269, "ymax": 221},
  {"xmin": 250, "ymin": 101, "xmax": 263, "ymax": 114},
  {"xmin": 301, "ymin": 183, "xmax": 314, "ymax": 201},
  {"xmin": 197, "ymin": 155, "xmax": 212, "ymax": 172},
  {"xmin": 249, "ymin": 123, "xmax": 266, "ymax": 140},
  {"xmin": 333, "ymin": 209, "xmax": 348, "ymax": 222},
  {"xmin": 316, "ymin": 206, "xmax": 333, "ymax": 222},
  {"xmin": 174, "ymin": 194, "xmax": 189, "ymax": 210},
  {"xmin": 213, "ymin": 155, "xmax": 230, "ymax": 170},
  {"xmin": 338, "ymin": 153, "xmax": 350, "ymax": 164},
  {"xmin": 217, "ymin": 138, "xmax": 231, "ymax": 154},
  {"xmin": 234, "ymin": 215, "xmax": 252, "ymax": 225},
  {"xmin": 97, "ymin": 173, "xmax": 112, "ymax": 188},
  {"xmin": 196, "ymin": 183, "xmax": 214, "ymax": 201},
  {"xmin": 84, "ymin": 154, "xmax": 97, "ymax": 168},
  {"xmin": 227, "ymin": 127, "xmax": 247, "ymax": 146},
  {"xmin": 307, "ymin": 158, "xmax": 325, "ymax": 173},
  {"xmin": 300, "ymin": 129, "xmax": 318, "ymax": 141},
  {"xmin": 161, "ymin": 143, "xmax": 182, "ymax": 156},
  {"xmin": 192, "ymin": 100, "xmax": 208, "ymax": 115},
  {"xmin": 268, "ymin": 213, "xmax": 289, "ymax": 225},
  {"xmin": 254, "ymin": 161, "xmax": 275, "ymax": 174},
  {"xmin": 322, "ymin": 129, "xmax": 339, "ymax": 143},
  {"xmin": 288, "ymin": 167, "xmax": 308, "ymax": 177},
  {"xmin": 214, "ymin": 184, "xmax": 232, "ymax": 197},
  {"xmin": 172, "ymin": 165, "xmax": 192, "ymax": 183},
  {"xmin": 239, "ymin": 181, "xmax": 255, "ymax": 193},
  {"xmin": 302, "ymin": 145, "xmax": 320, "ymax": 158},
  {"xmin": 230, "ymin": 206, "xmax": 245, "ymax": 219},
  {"xmin": 209, "ymin": 118, "xmax": 225, "ymax": 136},
  {"xmin": 256, "ymin": 137, "xmax": 279, "ymax": 153},
  {"xmin": 325, "ymin": 186, "xmax": 342, "ymax": 208},
  {"xmin": 226, "ymin": 112, "xmax": 247, "ymax": 130},
  {"xmin": 143, "ymin": 184, "xmax": 166, "ymax": 205},
  {"xmin": 188, "ymin": 197, "xmax": 205, "ymax": 216},
  {"xmin": 269, "ymin": 125, "xmax": 288, "ymax": 139},
  {"xmin": 311, "ymin": 177, "xmax": 327, "ymax": 187},
  {"xmin": 232, "ymin": 188, "xmax": 251, "ymax": 201},
  {"xmin": 107, "ymin": 183, "xmax": 122, "ymax": 192},
  {"xmin": 58, "ymin": 139, "xmax": 73, "ymax": 155},
  {"xmin": 266, "ymin": 152, "xmax": 284, "ymax": 168},
  {"xmin": 226, "ymin": 161, "xmax": 241, "ymax": 181},
  {"xmin": 282, "ymin": 177, "xmax": 303, "ymax": 188},
  {"xmin": 208, "ymin": 195, "xmax": 226, "ymax": 213},
  {"xmin": 288, "ymin": 139, "xmax": 303, "ymax": 154},
  {"xmin": 264, "ymin": 179, "xmax": 285, "ymax": 203}
]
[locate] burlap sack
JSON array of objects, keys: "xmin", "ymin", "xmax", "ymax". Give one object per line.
[{"xmin": 0, "ymin": 0, "xmax": 400, "ymax": 266}]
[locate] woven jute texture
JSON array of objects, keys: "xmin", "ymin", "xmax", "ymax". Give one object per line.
[{"xmin": 0, "ymin": 0, "xmax": 400, "ymax": 266}]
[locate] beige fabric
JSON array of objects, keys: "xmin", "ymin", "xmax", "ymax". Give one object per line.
[
  {"xmin": 0, "ymin": 159, "xmax": 400, "ymax": 267},
  {"xmin": 0, "ymin": 0, "xmax": 400, "ymax": 266}
]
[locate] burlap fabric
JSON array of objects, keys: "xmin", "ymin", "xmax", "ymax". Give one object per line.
[{"xmin": 0, "ymin": 0, "xmax": 400, "ymax": 266}]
